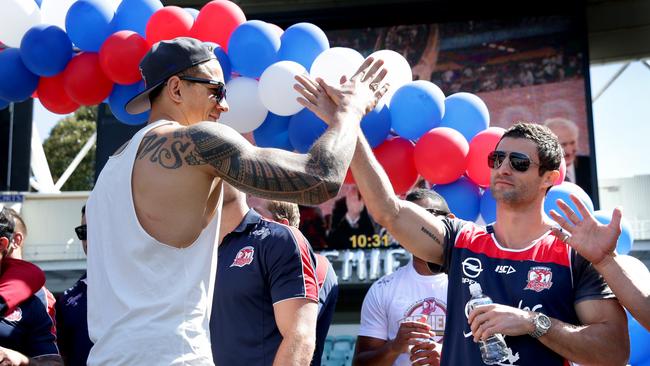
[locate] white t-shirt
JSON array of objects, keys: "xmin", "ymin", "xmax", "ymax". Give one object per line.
[{"xmin": 358, "ymin": 261, "xmax": 448, "ymax": 366}]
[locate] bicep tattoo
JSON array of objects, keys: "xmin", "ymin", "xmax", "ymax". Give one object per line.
[
  {"xmin": 182, "ymin": 123, "xmax": 340, "ymax": 204},
  {"xmin": 421, "ymin": 226, "xmax": 444, "ymax": 247}
]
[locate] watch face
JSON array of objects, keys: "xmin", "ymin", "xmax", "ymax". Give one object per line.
[{"xmin": 538, "ymin": 314, "xmax": 552, "ymax": 329}]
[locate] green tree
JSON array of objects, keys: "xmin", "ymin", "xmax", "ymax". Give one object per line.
[{"xmin": 43, "ymin": 106, "xmax": 97, "ymax": 191}]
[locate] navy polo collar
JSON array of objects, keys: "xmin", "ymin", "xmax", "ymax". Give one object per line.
[{"xmin": 231, "ymin": 209, "xmax": 263, "ymax": 233}]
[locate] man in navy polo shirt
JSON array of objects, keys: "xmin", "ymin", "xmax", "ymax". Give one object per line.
[
  {"xmin": 211, "ymin": 184, "xmax": 319, "ymax": 366},
  {"xmin": 262, "ymin": 199, "xmax": 339, "ymax": 366},
  {"xmin": 0, "ymin": 208, "xmax": 62, "ymax": 365},
  {"xmin": 56, "ymin": 205, "xmax": 93, "ymax": 366}
]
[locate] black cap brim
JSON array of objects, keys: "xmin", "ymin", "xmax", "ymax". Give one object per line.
[{"xmin": 125, "ymin": 79, "xmax": 165, "ymax": 115}]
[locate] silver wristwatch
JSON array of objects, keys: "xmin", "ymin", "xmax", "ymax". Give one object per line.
[{"xmin": 530, "ymin": 312, "xmax": 552, "ymax": 338}]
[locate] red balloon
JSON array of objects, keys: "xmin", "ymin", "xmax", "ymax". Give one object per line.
[
  {"xmin": 38, "ymin": 74, "xmax": 80, "ymax": 114},
  {"xmin": 63, "ymin": 53, "xmax": 114, "ymax": 106},
  {"xmin": 99, "ymin": 31, "xmax": 149, "ymax": 85},
  {"xmin": 466, "ymin": 127, "xmax": 505, "ymax": 187},
  {"xmin": 190, "ymin": 0, "xmax": 246, "ymax": 52},
  {"xmin": 415, "ymin": 127, "xmax": 469, "ymax": 184},
  {"xmin": 146, "ymin": 6, "xmax": 194, "ymax": 46},
  {"xmin": 554, "ymin": 157, "xmax": 566, "ymax": 185},
  {"xmin": 374, "ymin": 137, "xmax": 419, "ymax": 195}
]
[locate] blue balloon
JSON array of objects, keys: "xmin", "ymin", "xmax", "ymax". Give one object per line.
[
  {"xmin": 439, "ymin": 92, "xmax": 490, "ymax": 142},
  {"xmin": 0, "ymin": 99, "xmax": 10, "ymax": 111},
  {"xmin": 432, "ymin": 177, "xmax": 481, "ymax": 221},
  {"xmin": 278, "ymin": 23, "xmax": 329, "ymax": 70},
  {"xmin": 20, "ymin": 25, "xmax": 73, "ymax": 76},
  {"xmin": 593, "ymin": 210, "xmax": 634, "ymax": 254},
  {"xmin": 65, "ymin": 0, "xmax": 115, "ymax": 52},
  {"xmin": 480, "ymin": 188, "xmax": 497, "ymax": 223},
  {"xmin": 628, "ymin": 310, "xmax": 650, "ymax": 364},
  {"xmin": 389, "ymin": 80, "xmax": 445, "ymax": 140},
  {"xmin": 184, "ymin": 7, "xmax": 199, "ymax": 19},
  {"xmin": 254, "ymin": 113, "xmax": 293, "ymax": 151},
  {"xmin": 288, "ymin": 109, "xmax": 327, "ymax": 153},
  {"xmin": 361, "ymin": 101, "xmax": 391, "ymax": 147},
  {"xmin": 108, "ymin": 82, "xmax": 149, "ymax": 125},
  {"xmin": 113, "ymin": 0, "xmax": 163, "ymax": 37},
  {"xmin": 544, "ymin": 182, "xmax": 594, "ymax": 222},
  {"xmin": 0, "ymin": 49, "xmax": 39, "ymax": 102},
  {"xmin": 228, "ymin": 20, "xmax": 281, "ymax": 78},
  {"xmin": 204, "ymin": 42, "xmax": 232, "ymax": 83}
]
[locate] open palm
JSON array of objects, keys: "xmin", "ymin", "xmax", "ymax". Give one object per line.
[{"xmin": 549, "ymin": 194, "xmax": 622, "ymax": 266}]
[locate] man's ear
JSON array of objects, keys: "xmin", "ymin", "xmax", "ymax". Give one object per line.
[
  {"xmin": 279, "ymin": 218, "xmax": 290, "ymax": 226},
  {"xmin": 543, "ymin": 170, "xmax": 560, "ymax": 190},
  {"xmin": 11, "ymin": 232, "xmax": 23, "ymax": 249},
  {"xmin": 446, "ymin": 213, "xmax": 456, "ymax": 219},
  {"xmin": 166, "ymin": 76, "xmax": 184, "ymax": 104}
]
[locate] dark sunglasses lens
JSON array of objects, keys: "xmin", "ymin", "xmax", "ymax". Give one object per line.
[
  {"xmin": 487, "ymin": 151, "xmax": 505, "ymax": 169},
  {"xmin": 509, "ymin": 153, "xmax": 532, "ymax": 172},
  {"xmin": 75, "ymin": 226, "xmax": 86, "ymax": 241}
]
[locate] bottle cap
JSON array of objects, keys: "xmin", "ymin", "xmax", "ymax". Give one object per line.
[{"xmin": 469, "ymin": 283, "xmax": 482, "ymax": 296}]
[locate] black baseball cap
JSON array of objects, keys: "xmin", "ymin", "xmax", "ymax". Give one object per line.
[{"xmin": 125, "ymin": 37, "xmax": 217, "ymax": 115}]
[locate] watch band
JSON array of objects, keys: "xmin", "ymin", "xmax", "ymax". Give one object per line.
[{"xmin": 530, "ymin": 312, "xmax": 551, "ymax": 338}]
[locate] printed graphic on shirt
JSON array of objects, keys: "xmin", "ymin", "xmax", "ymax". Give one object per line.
[
  {"xmin": 4, "ymin": 307, "xmax": 22, "ymax": 322},
  {"xmin": 231, "ymin": 246, "xmax": 255, "ymax": 268},
  {"xmin": 524, "ymin": 266, "xmax": 553, "ymax": 292},
  {"xmin": 404, "ymin": 298, "xmax": 447, "ymax": 342}
]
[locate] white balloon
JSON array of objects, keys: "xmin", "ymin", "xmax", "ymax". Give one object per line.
[
  {"xmin": 219, "ymin": 77, "xmax": 268, "ymax": 133},
  {"xmin": 259, "ymin": 61, "xmax": 306, "ymax": 116},
  {"xmin": 0, "ymin": 0, "xmax": 41, "ymax": 47},
  {"xmin": 310, "ymin": 47, "xmax": 364, "ymax": 86},
  {"xmin": 369, "ymin": 49, "xmax": 413, "ymax": 105}
]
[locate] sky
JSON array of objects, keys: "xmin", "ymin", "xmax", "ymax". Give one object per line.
[{"xmin": 33, "ymin": 61, "xmax": 650, "ymax": 181}]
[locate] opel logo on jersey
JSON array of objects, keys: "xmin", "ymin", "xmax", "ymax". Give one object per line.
[
  {"xmin": 462, "ymin": 257, "xmax": 483, "ymax": 278},
  {"xmin": 231, "ymin": 246, "xmax": 255, "ymax": 268}
]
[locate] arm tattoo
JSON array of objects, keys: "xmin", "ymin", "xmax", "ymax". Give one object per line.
[
  {"xmin": 182, "ymin": 123, "xmax": 347, "ymax": 205},
  {"xmin": 136, "ymin": 133, "xmax": 191, "ymax": 169},
  {"xmin": 421, "ymin": 226, "xmax": 444, "ymax": 247}
]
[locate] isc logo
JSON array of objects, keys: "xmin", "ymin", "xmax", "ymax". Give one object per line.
[{"xmin": 495, "ymin": 265, "xmax": 516, "ymax": 274}]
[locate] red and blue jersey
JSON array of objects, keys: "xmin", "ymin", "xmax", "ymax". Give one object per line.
[
  {"xmin": 210, "ymin": 209, "xmax": 319, "ymax": 366},
  {"xmin": 313, "ymin": 254, "xmax": 338, "ymax": 366},
  {"xmin": 0, "ymin": 294, "xmax": 59, "ymax": 358},
  {"xmin": 435, "ymin": 219, "xmax": 613, "ymax": 366}
]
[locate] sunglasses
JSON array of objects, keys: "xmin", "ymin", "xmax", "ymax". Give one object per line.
[
  {"xmin": 425, "ymin": 208, "xmax": 449, "ymax": 217},
  {"xmin": 487, "ymin": 150, "xmax": 540, "ymax": 173},
  {"xmin": 75, "ymin": 225, "xmax": 87, "ymax": 241},
  {"xmin": 178, "ymin": 76, "xmax": 227, "ymax": 103}
]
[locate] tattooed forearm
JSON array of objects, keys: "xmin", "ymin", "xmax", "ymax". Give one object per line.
[
  {"xmin": 183, "ymin": 123, "xmax": 351, "ymax": 205},
  {"xmin": 420, "ymin": 227, "xmax": 444, "ymax": 247}
]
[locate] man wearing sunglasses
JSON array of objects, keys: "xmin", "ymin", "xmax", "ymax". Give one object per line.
[
  {"xmin": 56, "ymin": 205, "xmax": 93, "ymax": 366},
  {"xmin": 301, "ymin": 81, "xmax": 627, "ymax": 366},
  {"xmin": 86, "ymin": 37, "xmax": 388, "ymax": 366}
]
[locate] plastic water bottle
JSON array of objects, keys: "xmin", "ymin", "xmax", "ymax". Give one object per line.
[{"xmin": 467, "ymin": 283, "xmax": 509, "ymax": 365}]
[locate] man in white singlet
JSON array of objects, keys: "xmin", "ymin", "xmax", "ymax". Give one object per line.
[{"xmin": 85, "ymin": 37, "xmax": 389, "ymax": 365}]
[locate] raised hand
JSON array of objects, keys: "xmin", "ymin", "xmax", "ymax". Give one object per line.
[
  {"xmin": 548, "ymin": 194, "xmax": 622, "ymax": 266},
  {"xmin": 293, "ymin": 57, "xmax": 389, "ymax": 124}
]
